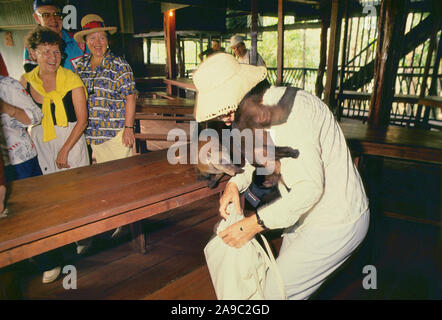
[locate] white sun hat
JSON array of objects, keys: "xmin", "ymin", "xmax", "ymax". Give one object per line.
[{"xmin": 193, "ymin": 53, "xmax": 267, "ymax": 123}]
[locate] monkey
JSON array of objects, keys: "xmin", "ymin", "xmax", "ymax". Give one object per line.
[{"xmin": 196, "ymin": 139, "xmax": 244, "ymax": 189}]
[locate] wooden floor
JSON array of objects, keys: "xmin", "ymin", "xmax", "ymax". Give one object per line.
[{"xmin": 1, "ymin": 158, "xmax": 441, "ymax": 300}]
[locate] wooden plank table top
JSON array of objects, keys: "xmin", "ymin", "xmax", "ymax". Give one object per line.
[
  {"xmin": 136, "ymin": 98, "xmax": 195, "ymax": 116},
  {"xmin": 136, "ymin": 97, "xmax": 195, "ymax": 107},
  {"xmin": 340, "ymin": 121, "xmax": 442, "ymax": 164},
  {"xmin": 0, "ymin": 150, "xmax": 224, "ymax": 268}
]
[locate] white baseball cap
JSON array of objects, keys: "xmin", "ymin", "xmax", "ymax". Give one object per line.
[{"xmin": 230, "ymin": 35, "xmax": 244, "ymax": 48}]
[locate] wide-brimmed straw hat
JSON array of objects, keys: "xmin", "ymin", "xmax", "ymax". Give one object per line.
[
  {"xmin": 74, "ymin": 14, "xmax": 117, "ymax": 43},
  {"xmin": 193, "ymin": 53, "xmax": 267, "ymax": 122}
]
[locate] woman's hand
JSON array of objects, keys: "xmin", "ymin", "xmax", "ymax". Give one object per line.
[
  {"xmin": 219, "ymin": 182, "xmax": 242, "ymax": 219},
  {"xmin": 56, "ymin": 147, "xmax": 70, "ymax": 169},
  {"xmin": 122, "ymin": 127, "xmax": 135, "ymax": 148},
  {"xmin": 218, "ymin": 215, "xmax": 263, "ymax": 248}
]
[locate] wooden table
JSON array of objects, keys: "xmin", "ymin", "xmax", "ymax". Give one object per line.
[
  {"xmin": 340, "ymin": 121, "xmax": 442, "ymax": 165},
  {"xmin": 0, "ymin": 150, "xmax": 225, "ymax": 268}
]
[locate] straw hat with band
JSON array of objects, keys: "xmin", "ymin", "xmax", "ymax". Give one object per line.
[
  {"xmin": 74, "ymin": 14, "xmax": 117, "ymax": 43},
  {"xmin": 193, "ymin": 53, "xmax": 267, "ymax": 123}
]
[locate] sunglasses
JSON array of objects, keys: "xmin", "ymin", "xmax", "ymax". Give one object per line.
[{"xmin": 36, "ymin": 12, "xmax": 65, "ymax": 20}]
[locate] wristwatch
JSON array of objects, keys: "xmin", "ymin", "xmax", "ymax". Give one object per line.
[{"xmin": 255, "ymin": 211, "xmax": 267, "ymax": 230}]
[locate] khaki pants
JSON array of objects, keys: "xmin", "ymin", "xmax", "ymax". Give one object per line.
[{"xmin": 90, "ymin": 130, "xmax": 132, "ymax": 164}]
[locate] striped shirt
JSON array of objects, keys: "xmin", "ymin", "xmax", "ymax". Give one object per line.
[{"xmin": 76, "ymin": 50, "xmax": 137, "ymax": 145}]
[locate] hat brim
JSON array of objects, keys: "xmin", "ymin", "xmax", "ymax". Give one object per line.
[
  {"xmin": 74, "ymin": 27, "xmax": 117, "ymax": 43},
  {"xmin": 194, "ymin": 63, "xmax": 267, "ymax": 122}
]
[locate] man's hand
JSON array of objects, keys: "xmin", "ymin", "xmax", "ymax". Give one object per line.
[
  {"xmin": 219, "ymin": 182, "xmax": 242, "ymax": 219},
  {"xmin": 218, "ymin": 215, "xmax": 263, "ymax": 248}
]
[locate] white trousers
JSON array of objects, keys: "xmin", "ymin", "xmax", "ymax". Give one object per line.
[
  {"xmin": 264, "ymin": 210, "xmax": 370, "ymax": 300},
  {"xmin": 30, "ymin": 122, "xmax": 90, "ymax": 174}
]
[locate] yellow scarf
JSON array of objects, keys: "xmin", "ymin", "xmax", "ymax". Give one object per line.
[{"xmin": 24, "ymin": 66, "xmax": 87, "ymax": 142}]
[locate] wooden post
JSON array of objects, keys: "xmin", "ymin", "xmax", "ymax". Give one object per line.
[
  {"xmin": 323, "ymin": 0, "xmax": 342, "ymax": 111},
  {"xmin": 315, "ymin": 1, "xmax": 330, "ymax": 99},
  {"xmin": 164, "ymin": 9, "xmax": 177, "ymax": 96},
  {"xmin": 368, "ymin": 0, "xmax": 409, "ymax": 128},
  {"xmin": 250, "ymin": 0, "xmax": 258, "ymax": 66},
  {"xmin": 336, "ymin": 0, "xmax": 349, "ymax": 121},
  {"xmin": 276, "ymin": 0, "xmax": 284, "ymax": 85}
]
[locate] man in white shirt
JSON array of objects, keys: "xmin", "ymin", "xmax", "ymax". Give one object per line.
[
  {"xmin": 193, "ymin": 53, "xmax": 369, "ymax": 300},
  {"xmin": 230, "ymin": 35, "xmax": 266, "ymax": 67}
]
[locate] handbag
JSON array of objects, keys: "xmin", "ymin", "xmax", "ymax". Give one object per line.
[{"xmin": 204, "ymin": 204, "xmax": 286, "ymax": 300}]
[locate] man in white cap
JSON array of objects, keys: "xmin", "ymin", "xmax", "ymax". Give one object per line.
[
  {"xmin": 193, "ymin": 53, "xmax": 369, "ymax": 300},
  {"xmin": 230, "ymin": 34, "xmax": 266, "ymax": 67},
  {"xmin": 23, "ymin": 0, "xmax": 87, "ymax": 72}
]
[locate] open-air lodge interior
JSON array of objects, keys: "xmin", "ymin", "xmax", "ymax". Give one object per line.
[{"xmin": 0, "ymin": 0, "xmax": 440, "ymax": 300}]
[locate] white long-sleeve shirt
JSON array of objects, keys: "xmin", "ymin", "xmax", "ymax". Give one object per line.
[
  {"xmin": 229, "ymin": 86, "xmax": 369, "ymax": 230},
  {"xmin": 237, "ymin": 49, "xmax": 266, "ymax": 67},
  {"xmin": 0, "ymin": 76, "xmax": 43, "ymax": 166}
]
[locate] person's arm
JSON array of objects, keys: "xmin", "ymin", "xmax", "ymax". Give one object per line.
[
  {"xmin": 0, "ymin": 98, "xmax": 31, "ymax": 125},
  {"xmin": 1, "ymin": 77, "xmax": 42, "ymax": 126},
  {"xmin": 55, "ymin": 86, "xmax": 88, "ymax": 169},
  {"xmin": 122, "ymin": 93, "xmax": 136, "ymax": 148},
  {"xmin": 116, "ymin": 59, "xmax": 137, "ymax": 148}
]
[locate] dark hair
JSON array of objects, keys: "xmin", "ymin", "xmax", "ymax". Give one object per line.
[
  {"xmin": 83, "ymin": 30, "xmax": 111, "ymax": 43},
  {"xmin": 25, "ymin": 25, "xmax": 65, "ymax": 52}
]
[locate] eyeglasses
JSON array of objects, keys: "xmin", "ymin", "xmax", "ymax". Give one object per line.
[
  {"xmin": 36, "ymin": 12, "xmax": 65, "ymax": 20},
  {"xmin": 35, "ymin": 49, "xmax": 62, "ymax": 57}
]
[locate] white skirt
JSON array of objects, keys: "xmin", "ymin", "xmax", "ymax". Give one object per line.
[{"xmin": 30, "ymin": 122, "xmax": 90, "ymax": 174}]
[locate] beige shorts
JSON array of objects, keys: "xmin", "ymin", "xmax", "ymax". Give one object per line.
[{"xmin": 90, "ymin": 130, "xmax": 132, "ymax": 164}]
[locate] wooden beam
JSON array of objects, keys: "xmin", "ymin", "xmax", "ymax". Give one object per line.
[
  {"xmin": 315, "ymin": 1, "xmax": 330, "ymax": 98},
  {"xmin": 163, "ymin": 9, "xmax": 177, "ymax": 96},
  {"xmin": 336, "ymin": 0, "xmax": 349, "ymax": 120},
  {"xmin": 323, "ymin": 0, "xmax": 342, "ymax": 111},
  {"xmin": 276, "ymin": 0, "xmax": 284, "ymax": 85},
  {"xmin": 368, "ymin": 0, "xmax": 410, "ymax": 127},
  {"xmin": 250, "ymin": 0, "xmax": 258, "ymax": 66}
]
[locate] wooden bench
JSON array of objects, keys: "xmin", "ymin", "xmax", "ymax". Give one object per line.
[
  {"xmin": 0, "ymin": 149, "xmax": 226, "ymax": 269},
  {"xmin": 340, "ymin": 120, "xmax": 442, "ymax": 166},
  {"xmin": 135, "ymin": 98, "xmax": 195, "ymax": 153}
]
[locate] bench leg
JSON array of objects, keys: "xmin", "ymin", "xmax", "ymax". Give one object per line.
[{"xmin": 130, "ymin": 221, "xmax": 147, "ymax": 254}]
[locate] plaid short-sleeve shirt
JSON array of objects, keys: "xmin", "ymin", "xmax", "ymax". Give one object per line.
[{"xmin": 76, "ymin": 50, "xmax": 137, "ymax": 145}]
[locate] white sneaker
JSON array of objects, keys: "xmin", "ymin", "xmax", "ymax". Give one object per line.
[
  {"xmin": 111, "ymin": 227, "xmax": 123, "ymax": 239},
  {"xmin": 76, "ymin": 243, "xmax": 91, "ymax": 255},
  {"xmin": 42, "ymin": 266, "xmax": 61, "ymax": 284}
]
